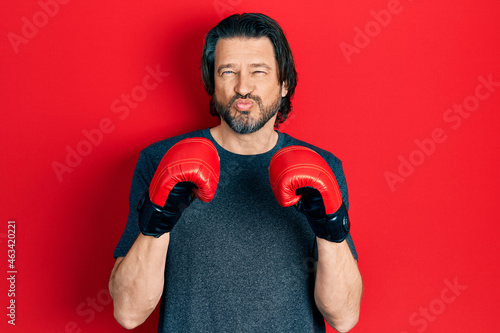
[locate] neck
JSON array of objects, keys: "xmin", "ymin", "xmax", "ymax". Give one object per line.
[{"xmin": 210, "ymin": 120, "xmax": 278, "ymax": 155}]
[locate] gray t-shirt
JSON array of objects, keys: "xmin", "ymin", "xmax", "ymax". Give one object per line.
[{"xmin": 113, "ymin": 128, "xmax": 358, "ymax": 332}]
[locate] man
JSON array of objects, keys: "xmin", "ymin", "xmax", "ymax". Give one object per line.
[{"xmin": 109, "ymin": 13, "xmax": 362, "ymax": 332}]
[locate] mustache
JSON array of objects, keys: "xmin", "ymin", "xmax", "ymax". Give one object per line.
[{"xmin": 227, "ymin": 93, "xmax": 263, "ymax": 108}]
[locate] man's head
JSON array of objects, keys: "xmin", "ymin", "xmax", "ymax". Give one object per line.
[{"xmin": 201, "ymin": 13, "xmax": 297, "ymax": 132}]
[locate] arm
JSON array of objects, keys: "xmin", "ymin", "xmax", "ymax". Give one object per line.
[
  {"xmin": 315, "ymin": 238, "xmax": 362, "ymax": 332},
  {"xmin": 268, "ymin": 145, "xmax": 362, "ymax": 332},
  {"xmin": 109, "ymin": 233, "xmax": 169, "ymax": 329},
  {"xmin": 109, "ymin": 137, "xmax": 220, "ymax": 329}
]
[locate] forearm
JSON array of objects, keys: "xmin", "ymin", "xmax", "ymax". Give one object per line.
[
  {"xmin": 109, "ymin": 233, "xmax": 170, "ymax": 329},
  {"xmin": 315, "ymin": 238, "xmax": 363, "ymax": 332}
]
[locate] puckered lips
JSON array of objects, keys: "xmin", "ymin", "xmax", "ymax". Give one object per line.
[{"xmin": 234, "ymin": 99, "xmax": 254, "ymax": 111}]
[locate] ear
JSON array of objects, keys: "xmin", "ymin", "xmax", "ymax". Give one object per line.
[{"xmin": 281, "ymin": 81, "xmax": 288, "ymax": 98}]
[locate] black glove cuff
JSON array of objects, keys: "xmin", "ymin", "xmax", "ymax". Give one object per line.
[
  {"xmin": 307, "ymin": 202, "xmax": 350, "ymax": 243},
  {"xmin": 136, "ymin": 191, "xmax": 180, "ymax": 238}
]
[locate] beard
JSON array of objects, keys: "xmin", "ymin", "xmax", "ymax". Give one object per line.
[{"xmin": 214, "ymin": 92, "xmax": 282, "ymax": 134}]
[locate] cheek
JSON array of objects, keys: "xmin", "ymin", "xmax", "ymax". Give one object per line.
[
  {"xmin": 214, "ymin": 81, "xmax": 232, "ymax": 99},
  {"xmin": 213, "ymin": 87, "xmax": 225, "ymax": 101},
  {"xmin": 265, "ymin": 84, "xmax": 283, "ymax": 100}
]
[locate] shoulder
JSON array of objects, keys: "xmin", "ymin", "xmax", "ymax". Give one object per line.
[
  {"xmin": 279, "ymin": 132, "xmax": 343, "ymax": 169},
  {"xmin": 140, "ymin": 128, "xmax": 210, "ymax": 166}
]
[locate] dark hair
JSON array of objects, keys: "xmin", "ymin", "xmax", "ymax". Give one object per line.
[{"xmin": 201, "ymin": 13, "xmax": 297, "ymax": 128}]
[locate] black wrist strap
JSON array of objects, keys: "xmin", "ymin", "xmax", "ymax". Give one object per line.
[
  {"xmin": 136, "ymin": 182, "xmax": 196, "ymax": 238},
  {"xmin": 307, "ymin": 202, "xmax": 350, "ymax": 243},
  {"xmin": 136, "ymin": 191, "xmax": 179, "ymax": 238}
]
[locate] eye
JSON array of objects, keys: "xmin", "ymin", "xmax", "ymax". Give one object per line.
[
  {"xmin": 221, "ymin": 70, "xmax": 235, "ymax": 76},
  {"xmin": 253, "ymin": 71, "xmax": 266, "ymax": 75}
]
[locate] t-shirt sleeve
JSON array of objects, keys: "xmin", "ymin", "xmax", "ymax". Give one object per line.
[
  {"xmin": 113, "ymin": 150, "xmax": 155, "ymax": 258},
  {"xmin": 325, "ymin": 154, "xmax": 358, "ymax": 262}
]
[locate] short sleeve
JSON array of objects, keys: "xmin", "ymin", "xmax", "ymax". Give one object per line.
[
  {"xmin": 113, "ymin": 150, "xmax": 155, "ymax": 258},
  {"xmin": 324, "ymin": 154, "xmax": 358, "ymax": 262}
]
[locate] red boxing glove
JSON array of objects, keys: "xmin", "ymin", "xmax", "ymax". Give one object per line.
[
  {"xmin": 137, "ymin": 137, "xmax": 220, "ymax": 237},
  {"xmin": 269, "ymin": 146, "xmax": 350, "ymax": 242}
]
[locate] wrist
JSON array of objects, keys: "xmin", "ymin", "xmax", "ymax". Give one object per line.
[
  {"xmin": 306, "ymin": 202, "xmax": 350, "ymax": 242},
  {"xmin": 137, "ymin": 191, "xmax": 180, "ymax": 237}
]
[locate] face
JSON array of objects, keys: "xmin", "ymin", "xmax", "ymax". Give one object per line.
[{"xmin": 213, "ymin": 37, "xmax": 288, "ymax": 134}]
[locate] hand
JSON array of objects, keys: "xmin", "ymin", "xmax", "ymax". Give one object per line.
[
  {"xmin": 269, "ymin": 146, "xmax": 350, "ymax": 242},
  {"xmin": 137, "ymin": 137, "xmax": 220, "ymax": 237}
]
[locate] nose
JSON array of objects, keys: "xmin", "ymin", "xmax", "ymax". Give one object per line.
[{"xmin": 234, "ymin": 72, "xmax": 254, "ymax": 97}]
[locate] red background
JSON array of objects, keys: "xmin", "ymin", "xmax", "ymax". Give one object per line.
[{"xmin": 1, "ymin": 0, "xmax": 499, "ymax": 332}]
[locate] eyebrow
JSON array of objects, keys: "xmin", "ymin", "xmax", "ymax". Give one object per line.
[
  {"xmin": 216, "ymin": 63, "xmax": 272, "ymax": 73},
  {"xmin": 217, "ymin": 64, "xmax": 236, "ymax": 73},
  {"xmin": 249, "ymin": 63, "xmax": 272, "ymax": 70}
]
